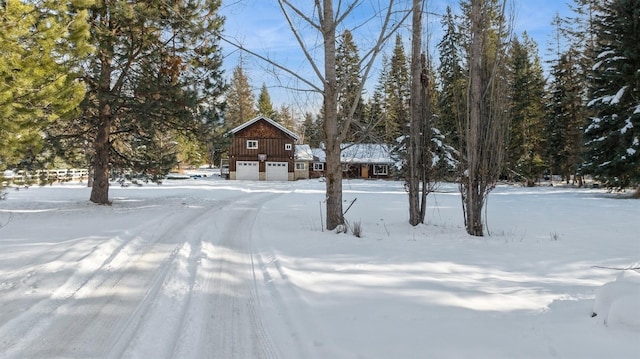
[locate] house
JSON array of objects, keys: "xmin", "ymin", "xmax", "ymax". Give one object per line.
[
  {"xmin": 311, "ymin": 143, "xmax": 395, "ymax": 179},
  {"xmin": 228, "ymin": 115, "xmax": 299, "ymax": 181},
  {"xmin": 294, "ymin": 144, "xmax": 314, "ymax": 180}
]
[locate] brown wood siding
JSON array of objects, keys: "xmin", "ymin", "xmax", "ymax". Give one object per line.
[
  {"xmin": 235, "ymin": 120, "xmax": 292, "ymax": 140},
  {"xmin": 229, "ymin": 138, "xmax": 294, "ymax": 159},
  {"xmin": 228, "ymin": 119, "xmax": 296, "ymax": 173}
]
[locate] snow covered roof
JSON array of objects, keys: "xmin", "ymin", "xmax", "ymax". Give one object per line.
[
  {"xmin": 312, "ymin": 148, "xmax": 326, "ymax": 162},
  {"xmin": 340, "ymin": 143, "xmax": 393, "ymax": 164},
  {"xmin": 230, "ymin": 115, "xmax": 300, "ymax": 141},
  {"xmin": 311, "ymin": 144, "xmax": 394, "ymax": 164},
  {"xmin": 295, "ymin": 144, "xmax": 314, "ymax": 161}
]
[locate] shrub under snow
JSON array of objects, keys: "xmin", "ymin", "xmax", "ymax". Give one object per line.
[{"xmin": 592, "ymin": 269, "xmax": 640, "ymax": 329}]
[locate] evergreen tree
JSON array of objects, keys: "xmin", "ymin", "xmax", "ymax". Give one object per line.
[
  {"xmin": 382, "ymin": 34, "xmax": 410, "ymax": 143},
  {"xmin": 80, "ymin": 0, "xmax": 226, "ymax": 204},
  {"xmin": 174, "ymin": 131, "xmax": 208, "ymax": 170},
  {"xmin": 226, "ymin": 63, "xmax": 256, "ymax": 128},
  {"xmin": 362, "ymin": 87, "xmax": 386, "ymax": 143},
  {"xmin": 366, "ymin": 58, "xmax": 390, "ymax": 143},
  {"xmin": 436, "ymin": 5, "xmax": 466, "ymax": 149},
  {"xmin": 336, "ymin": 30, "xmax": 365, "ymax": 141},
  {"xmin": 0, "ymin": 0, "xmax": 91, "ymax": 172},
  {"xmin": 301, "ymin": 112, "xmax": 323, "ymax": 148},
  {"xmin": 583, "ymin": 0, "xmax": 640, "ymax": 190},
  {"xmin": 256, "ymin": 83, "xmax": 276, "ymax": 119},
  {"xmin": 506, "ymin": 33, "xmax": 547, "ymax": 186},
  {"xmin": 545, "ymin": 49, "xmax": 585, "ymax": 184},
  {"xmin": 277, "ymin": 105, "xmax": 296, "ymax": 132}
]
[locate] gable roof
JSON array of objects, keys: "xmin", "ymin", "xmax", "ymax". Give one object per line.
[{"xmin": 230, "ymin": 115, "xmax": 300, "ymax": 141}]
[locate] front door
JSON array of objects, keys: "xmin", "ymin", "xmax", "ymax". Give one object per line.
[{"xmin": 361, "ymin": 164, "xmax": 369, "ymax": 178}]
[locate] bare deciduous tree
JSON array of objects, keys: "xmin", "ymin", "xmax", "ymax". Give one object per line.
[
  {"xmin": 460, "ymin": 0, "xmax": 511, "ymax": 236},
  {"xmin": 408, "ymin": 0, "xmax": 426, "ymax": 226},
  {"xmin": 222, "ymin": 1, "xmax": 411, "ymax": 230}
]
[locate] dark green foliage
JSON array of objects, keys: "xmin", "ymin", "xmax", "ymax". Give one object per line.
[
  {"xmin": 336, "ymin": 30, "xmax": 365, "ymax": 142},
  {"xmin": 506, "ymin": 33, "xmax": 547, "ymax": 186},
  {"xmin": 301, "ymin": 112, "xmax": 323, "ymax": 148},
  {"xmin": 381, "ymin": 35, "xmax": 410, "ymax": 143},
  {"xmin": 583, "ymin": 0, "xmax": 640, "ymax": 189},
  {"xmin": 257, "ymin": 83, "xmax": 277, "ymax": 120},
  {"xmin": 545, "ymin": 50, "xmax": 585, "ymax": 183},
  {"xmin": 66, "ymin": 0, "xmax": 227, "ymax": 203},
  {"xmin": 436, "ymin": 6, "xmax": 465, "ymax": 150}
]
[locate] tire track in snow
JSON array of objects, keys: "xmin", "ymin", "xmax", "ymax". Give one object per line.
[
  {"xmin": 0, "ymin": 197, "xmax": 237, "ymax": 358},
  {"xmin": 0, "ymin": 189, "xmax": 285, "ymax": 359},
  {"xmin": 167, "ymin": 191, "xmax": 281, "ymax": 359}
]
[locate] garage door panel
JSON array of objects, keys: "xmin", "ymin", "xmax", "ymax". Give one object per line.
[
  {"xmin": 236, "ymin": 161, "xmax": 259, "ymax": 180},
  {"xmin": 266, "ymin": 162, "xmax": 288, "ymax": 181}
]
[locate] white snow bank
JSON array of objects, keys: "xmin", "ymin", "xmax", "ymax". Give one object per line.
[{"xmin": 592, "ymin": 270, "xmax": 640, "ymax": 330}]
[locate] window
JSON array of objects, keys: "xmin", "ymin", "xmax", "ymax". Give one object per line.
[
  {"xmin": 285, "ymin": 143, "xmax": 292, "ymax": 150},
  {"xmin": 247, "ymin": 140, "xmax": 258, "ymax": 149},
  {"xmin": 295, "ymin": 162, "xmax": 306, "ymax": 170},
  {"xmin": 373, "ymin": 164, "xmax": 388, "ymax": 175},
  {"xmin": 313, "ymin": 163, "xmax": 324, "ymax": 171}
]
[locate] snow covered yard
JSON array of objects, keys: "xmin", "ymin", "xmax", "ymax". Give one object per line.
[{"xmin": 0, "ymin": 177, "xmax": 638, "ymax": 358}]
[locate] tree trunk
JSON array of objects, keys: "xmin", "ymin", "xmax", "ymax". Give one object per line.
[
  {"xmin": 90, "ymin": 113, "xmax": 111, "ymax": 204},
  {"xmin": 90, "ymin": 46, "xmax": 113, "ymax": 205},
  {"xmin": 419, "ymin": 54, "xmax": 432, "ymax": 223},
  {"xmin": 408, "ymin": 0, "xmax": 422, "ymax": 226},
  {"xmin": 465, "ymin": 0, "xmax": 484, "ymax": 236},
  {"xmin": 321, "ymin": 0, "xmax": 343, "ymax": 230}
]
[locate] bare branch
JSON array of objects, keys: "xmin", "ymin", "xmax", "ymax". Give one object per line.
[
  {"xmin": 280, "ymin": 0, "xmax": 322, "ymax": 31},
  {"xmin": 335, "ymin": 0, "xmax": 361, "ymax": 25},
  {"xmin": 277, "ymin": 0, "xmax": 326, "ymax": 83},
  {"xmin": 339, "ymin": 0, "xmax": 412, "ymax": 141},
  {"xmin": 219, "ymin": 36, "xmax": 322, "ymax": 93}
]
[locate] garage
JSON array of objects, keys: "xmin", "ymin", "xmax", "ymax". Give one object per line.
[
  {"xmin": 266, "ymin": 162, "xmax": 289, "ymax": 181},
  {"xmin": 236, "ymin": 161, "xmax": 259, "ymax": 180}
]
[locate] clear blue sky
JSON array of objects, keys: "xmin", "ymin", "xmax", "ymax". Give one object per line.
[{"xmin": 219, "ymin": 0, "xmax": 574, "ymax": 116}]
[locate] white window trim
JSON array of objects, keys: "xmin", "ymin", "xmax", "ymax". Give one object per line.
[
  {"xmin": 295, "ymin": 162, "xmax": 306, "ymax": 170},
  {"xmin": 373, "ymin": 164, "xmax": 388, "ymax": 175},
  {"xmin": 285, "ymin": 143, "xmax": 292, "ymax": 150},
  {"xmin": 313, "ymin": 162, "xmax": 324, "ymax": 171},
  {"xmin": 247, "ymin": 140, "xmax": 258, "ymax": 149}
]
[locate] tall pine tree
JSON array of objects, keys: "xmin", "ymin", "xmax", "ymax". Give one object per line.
[
  {"xmin": 382, "ymin": 34, "xmax": 410, "ymax": 144},
  {"xmin": 506, "ymin": 33, "xmax": 547, "ymax": 186},
  {"xmin": 226, "ymin": 63, "xmax": 256, "ymax": 129},
  {"xmin": 256, "ymin": 83, "xmax": 277, "ymax": 119},
  {"xmin": 82, "ymin": 0, "xmax": 226, "ymax": 204},
  {"xmin": 436, "ymin": 5, "xmax": 466, "ymax": 150},
  {"xmin": 583, "ymin": 0, "xmax": 640, "ymax": 191},
  {"xmin": 545, "ymin": 49, "xmax": 585, "ymax": 184},
  {"xmin": 336, "ymin": 30, "xmax": 365, "ymax": 142}
]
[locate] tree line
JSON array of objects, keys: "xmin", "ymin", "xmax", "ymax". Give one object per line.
[
  {"xmin": 223, "ymin": 0, "xmax": 638, "ymax": 235},
  {"xmin": 1, "ymin": 0, "xmax": 638, "ymax": 235}
]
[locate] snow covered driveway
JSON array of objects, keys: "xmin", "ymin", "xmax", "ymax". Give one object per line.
[
  {"xmin": 0, "ymin": 178, "xmax": 638, "ymax": 358},
  {"xmin": 0, "ymin": 184, "xmax": 285, "ymax": 358}
]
